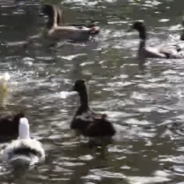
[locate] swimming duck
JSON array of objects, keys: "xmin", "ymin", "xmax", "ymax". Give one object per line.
[
  {"xmin": 70, "ymin": 80, "xmax": 116, "ymax": 137},
  {"xmin": 130, "ymin": 21, "xmax": 184, "ymax": 59},
  {"xmin": 0, "ymin": 112, "xmax": 25, "ymax": 142},
  {"xmin": 41, "ymin": 4, "xmax": 100, "ymax": 42},
  {"xmin": 1, "ymin": 117, "xmax": 45, "ymax": 167}
]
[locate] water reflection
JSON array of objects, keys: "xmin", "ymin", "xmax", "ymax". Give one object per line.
[{"xmin": 1, "ymin": 0, "xmax": 184, "ymax": 183}]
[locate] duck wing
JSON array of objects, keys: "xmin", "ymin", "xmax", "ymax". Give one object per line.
[
  {"xmin": 144, "ymin": 44, "xmax": 184, "ymax": 59},
  {"xmin": 144, "ymin": 47, "xmax": 167, "ymax": 58},
  {"xmin": 81, "ymin": 111, "xmax": 115, "ymax": 137},
  {"xmin": 158, "ymin": 44, "xmax": 184, "ymax": 58},
  {"xmin": 71, "ymin": 110, "xmax": 96, "ymax": 130},
  {"xmin": 84, "ymin": 115, "xmax": 116, "ymax": 137},
  {"xmin": 48, "ymin": 26, "xmax": 99, "ymax": 41}
]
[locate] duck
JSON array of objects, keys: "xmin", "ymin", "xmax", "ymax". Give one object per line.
[
  {"xmin": 130, "ymin": 21, "xmax": 184, "ymax": 59},
  {"xmin": 70, "ymin": 80, "xmax": 116, "ymax": 138},
  {"xmin": 0, "ymin": 112, "xmax": 25, "ymax": 142},
  {"xmin": 3, "ymin": 4, "xmax": 100, "ymax": 49},
  {"xmin": 1, "ymin": 117, "xmax": 45, "ymax": 167},
  {"xmin": 41, "ymin": 4, "xmax": 100, "ymax": 42}
]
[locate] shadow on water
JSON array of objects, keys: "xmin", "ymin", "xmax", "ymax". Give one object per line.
[{"xmin": 1, "ymin": 0, "xmax": 184, "ymax": 183}]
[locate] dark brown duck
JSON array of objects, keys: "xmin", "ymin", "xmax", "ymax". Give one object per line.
[
  {"xmin": 71, "ymin": 80, "xmax": 116, "ymax": 137},
  {"xmin": 0, "ymin": 112, "xmax": 25, "ymax": 142}
]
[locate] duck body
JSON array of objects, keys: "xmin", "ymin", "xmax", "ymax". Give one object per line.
[
  {"xmin": 41, "ymin": 5, "xmax": 100, "ymax": 42},
  {"xmin": 139, "ymin": 45, "xmax": 182, "ymax": 59},
  {"xmin": 48, "ymin": 25, "xmax": 99, "ymax": 42},
  {"xmin": 71, "ymin": 80, "xmax": 116, "ymax": 138},
  {"xmin": 140, "ymin": 44, "xmax": 184, "ymax": 59},
  {"xmin": 71, "ymin": 109, "xmax": 115, "ymax": 137},
  {"xmin": 2, "ymin": 118, "xmax": 45, "ymax": 167},
  {"xmin": 0, "ymin": 112, "xmax": 25, "ymax": 142},
  {"xmin": 131, "ymin": 21, "xmax": 184, "ymax": 59},
  {"xmin": 3, "ymin": 139, "xmax": 45, "ymax": 166}
]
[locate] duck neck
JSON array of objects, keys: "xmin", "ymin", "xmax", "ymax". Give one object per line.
[
  {"xmin": 19, "ymin": 127, "xmax": 30, "ymax": 139},
  {"xmin": 139, "ymin": 40, "xmax": 146, "ymax": 51},
  {"xmin": 56, "ymin": 7, "xmax": 64, "ymax": 26},
  {"xmin": 138, "ymin": 27, "xmax": 147, "ymax": 49},
  {"xmin": 78, "ymin": 87, "xmax": 89, "ymax": 110},
  {"xmin": 19, "ymin": 118, "xmax": 30, "ymax": 140},
  {"xmin": 52, "ymin": 6, "xmax": 58, "ymax": 27},
  {"xmin": 46, "ymin": 7, "xmax": 57, "ymax": 29}
]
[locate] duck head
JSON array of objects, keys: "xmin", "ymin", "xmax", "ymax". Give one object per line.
[
  {"xmin": 132, "ymin": 21, "xmax": 145, "ymax": 31},
  {"xmin": 129, "ymin": 21, "xmax": 147, "ymax": 40},
  {"xmin": 71, "ymin": 79, "xmax": 86, "ymax": 93}
]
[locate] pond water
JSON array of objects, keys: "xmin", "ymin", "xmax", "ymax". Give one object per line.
[{"xmin": 1, "ymin": 0, "xmax": 184, "ymax": 183}]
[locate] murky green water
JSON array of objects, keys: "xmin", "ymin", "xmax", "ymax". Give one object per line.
[{"xmin": 1, "ymin": 0, "xmax": 184, "ymax": 183}]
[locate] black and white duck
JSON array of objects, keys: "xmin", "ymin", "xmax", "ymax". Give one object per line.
[
  {"xmin": 41, "ymin": 4, "xmax": 100, "ymax": 42},
  {"xmin": 129, "ymin": 21, "xmax": 184, "ymax": 59},
  {"xmin": 1, "ymin": 117, "xmax": 45, "ymax": 167},
  {"xmin": 70, "ymin": 80, "xmax": 116, "ymax": 138}
]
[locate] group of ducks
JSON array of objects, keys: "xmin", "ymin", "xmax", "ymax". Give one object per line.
[
  {"xmin": 1, "ymin": 4, "xmax": 184, "ymax": 169},
  {"xmin": 0, "ymin": 79, "xmax": 116, "ymax": 168}
]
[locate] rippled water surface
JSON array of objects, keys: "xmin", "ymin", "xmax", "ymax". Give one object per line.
[{"xmin": 1, "ymin": 0, "xmax": 184, "ymax": 183}]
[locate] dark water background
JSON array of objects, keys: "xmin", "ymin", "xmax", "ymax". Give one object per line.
[{"xmin": 1, "ymin": 0, "xmax": 184, "ymax": 183}]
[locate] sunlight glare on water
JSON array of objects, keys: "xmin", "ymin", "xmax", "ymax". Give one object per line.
[{"xmin": 1, "ymin": 0, "xmax": 184, "ymax": 183}]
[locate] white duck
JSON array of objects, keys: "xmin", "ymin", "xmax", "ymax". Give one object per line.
[{"xmin": 1, "ymin": 117, "xmax": 45, "ymax": 167}]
